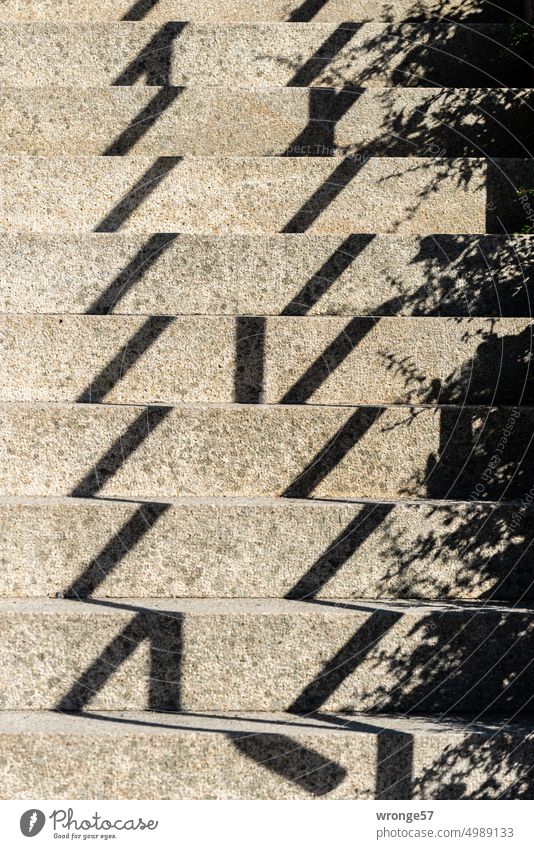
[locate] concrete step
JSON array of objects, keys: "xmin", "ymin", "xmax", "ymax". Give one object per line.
[
  {"xmin": 1, "ymin": 403, "xmax": 532, "ymax": 501},
  {"xmin": 1, "ymin": 234, "xmax": 531, "ymax": 317},
  {"xmin": 0, "ymin": 0, "xmax": 525, "ymax": 23},
  {"xmin": 3, "ymin": 87, "xmax": 533, "ymax": 157},
  {"xmin": 2, "ymin": 496, "xmax": 534, "ymax": 601},
  {"xmin": 1, "ymin": 597, "xmax": 534, "ymax": 715},
  {"xmin": 1, "ymin": 316, "xmax": 532, "ymax": 406},
  {"xmin": 1, "ymin": 710, "xmax": 533, "ymax": 800},
  {"xmin": 0, "ymin": 155, "xmax": 522, "ymax": 235},
  {"xmin": 0, "ymin": 24, "xmax": 530, "ymax": 88}
]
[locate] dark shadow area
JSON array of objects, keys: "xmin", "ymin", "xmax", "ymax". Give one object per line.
[
  {"xmin": 280, "ymin": 316, "xmax": 376, "ymax": 403},
  {"xmin": 286, "ymin": 0, "xmax": 332, "ymax": 22},
  {"xmin": 55, "ymin": 608, "xmax": 182, "ymax": 712},
  {"xmin": 70, "ymin": 406, "xmax": 172, "ymax": 498},
  {"xmin": 86, "ymin": 233, "xmax": 178, "ymax": 314},
  {"xmin": 285, "ymin": 503, "xmax": 395, "ymax": 600},
  {"xmin": 375, "ymin": 728, "xmax": 415, "ymax": 799},
  {"xmin": 76, "ymin": 316, "xmax": 175, "ymax": 403},
  {"xmin": 234, "ymin": 316, "xmax": 266, "ymax": 403},
  {"xmin": 359, "ymin": 605, "xmax": 534, "ymax": 718},
  {"xmin": 64, "ymin": 502, "xmax": 171, "ymax": 598},
  {"xmin": 282, "ymin": 85, "xmax": 364, "ymax": 156},
  {"xmin": 122, "ymin": 0, "xmax": 161, "ymax": 20},
  {"xmin": 281, "ymin": 234, "xmax": 376, "ymax": 315},
  {"xmin": 113, "ymin": 22, "xmax": 187, "ymax": 85},
  {"xmin": 94, "ymin": 157, "xmax": 181, "ymax": 232},
  {"xmin": 232, "ymin": 734, "xmax": 347, "ymax": 795},
  {"xmin": 283, "ymin": 407, "xmax": 384, "ymax": 498},
  {"xmin": 281, "ymin": 155, "xmax": 368, "ymax": 233},
  {"xmin": 274, "ymin": 19, "xmax": 533, "ymax": 88},
  {"xmin": 289, "ymin": 609, "xmax": 404, "ymax": 713},
  {"xmin": 413, "ymin": 729, "xmax": 534, "ymax": 798},
  {"xmin": 287, "ymin": 23, "xmax": 363, "ymax": 87},
  {"xmin": 104, "ymin": 88, "xmax": 184, "ymax": 156},
  {"xmin": 385, "ymin": 235, "xmax": 534, "ymax": 317}
]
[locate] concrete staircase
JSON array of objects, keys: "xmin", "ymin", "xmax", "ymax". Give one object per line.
[{"xmin": 0, "ymin": 0, "xmax": 534, "ymax": 800}]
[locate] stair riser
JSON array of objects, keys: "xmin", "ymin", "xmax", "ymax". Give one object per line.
[
  {"xmin": 2, "ymin": 499, "xmax": 534, "ymax": 600},
  {"xmin": 0, "ymin": 24, "xmax": 529, "ymax": 88},
  {"xmin": 3, "ymin": 88, "xmax": 532, "ymax": 157},
  {"xmin": 1, "ymin": 712, "xmax": 532, "ymax": 800},
  {"xmin": 1, "ymin": 316, "xmax": 531, "ymax": 405},
  {"xmin": 1, "ymin": 234, "xmax": 531, "ymax": 317},
  {"xmin": 2, "ymin": 599, "xmax": 534, "ymax": 715},
  {"xmin": 0, "ymin": 156, "xmax": 492, "ymax": 235},
  {"xmin": 0, "ymin": 0, "xmax": 524, "ymax": 23},
  {"xmin": 1, "ymin": 404, "xmax": 533, "ymax": 501}
]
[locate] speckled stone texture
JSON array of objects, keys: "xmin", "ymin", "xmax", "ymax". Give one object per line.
[
  {"xmin": 0, "ymin": 0, "xmax": 523, "ymax": 22},
  {"xmin": 0, "ymin": 24, "xmax": 529, "ymax": 88},
  {"xmin": 1, "ymin": 403, "xmax": 533, "ymax": 501},
  {"xmin": 1, "ymin": 711, "xmax": 533, "ymax": 800},
  {"xmin": 0, "ymin": 598, "xmax": 534, "ymax": 714},
  {"xmin": 0, "ymin": 156, "xmax": 487, "ymax": 234},
  {"xmin": 1, "ymin": 0, "xmax": 533, "ymax": 803},
  {"xmin": 1, "ymin": 497, "xmax": 534, "ymax": 600},
  {"xmin": 0, "ymin": 234, "xmax": 531, "ymax": 316},
  {"xmin": 0, "ymin": 315, "xmax": 531, "ymax": 404},
  {"xmin": 1, "ymin": 87, "xmax": 531, "ymax": 157}
]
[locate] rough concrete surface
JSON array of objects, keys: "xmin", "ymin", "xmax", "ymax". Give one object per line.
[
  {"xmin": 0, "ymin": 597, "xmax": 533, "ymax": 714},
  {"xmin": 1, "ymin": 497, "xmax": 533, "ymax": 600},
  {"xmin": 0, "ymin": 315, "xmax": 530, "ymax": 404},
  {"xmin": 0, "ymin": 234, "xmax": 530, "ymax": 316},
  {"xmin": 0, "ymin": 24, "xmax": 526, "ymax": 88},
  {"xmin": 1, "ymin": 711, "xmax": 533, "ymax": 800},
  {"xmin": 0, "ymin": 156, "xmax": 487, "ymax": 234},
  {"xmin": 1, "ymin": 403, "xmax": 532, "ymax": 501},
  {"xmin": 0, "ymin": 0, "xmax": 521, "ymax": 22},
  {"xmin": 0, "ymin": 87, "xmax": 530, "ymax": 157}
]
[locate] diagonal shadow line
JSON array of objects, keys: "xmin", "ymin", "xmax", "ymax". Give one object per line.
[
  {"xmin": 288, "ymin": 610, "xmax": 403, "ymax": 713},
  {"xmin": 281, "ymin": 234, "xmax": 375, "ymax": 316},
  {"xmin": 70, "ymin": 405, "xmax": 172, "ymax": 498},
  {"xmin": 55, "ymin": 616, "xmax": 146, "ymax": 711},
  {"xmin": 113, "ymin": 21, "xmax": 187, "ymax": 86},
  {"xmin": 283, "ymin": 407, "xmax": 385, "ymax": 498},
  {"xmin": 282, "ymin": 85, "xmax": 364, "ymax": 157},
  {"xmin": 281, "ymin": 155, "xmax": 366, "ymax": 234},
  {"xmin": 287, "ymin": 0, "xmax": 333, "ymax": 22},
  {"xmin": 287, "ymin": 23, "xmax": 362, "ymax": 87},
  {"xmin": 285, "ymin": 503, "xmax": 395, "ymax": 599},
  {"xmin": 76, "ymin": 315, "xmax": 175, "ymax": 403},
  {"xmin": 64, "ymin": 502, "xmax": 171, "ymax": 598},
  {"xmin": 94, "ymin": 156, "xmax": 181, "ymax": 233},
  {"xmin": 122, "ymin": 0, "xmax": 161, "ymax": 20},
  {"xmin": 280, "ymin": 316, "xmax": 376, "ymax": 404},
  {"xmin": 87, "ymin": 233, "xmax": 178, "ymax": 314},
  {"xmin": 55, "ymin": 609, "xmax": 182, "ymax": 712},
  {"xmin": 104, "ymin": 87, "xmax": 185, "ymax": 156}
]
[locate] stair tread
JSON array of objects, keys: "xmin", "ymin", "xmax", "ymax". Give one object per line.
[
  {"xmin": 0, "ymin": 22, "xmax": 528, "ymax": 89},
  {"xmin": 3, "ymin": 597, "xmax": 534, "ymax": 612},
  {"xmin": 1, "ymin": 709, "xmax": 532, "ymax": 736}
]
